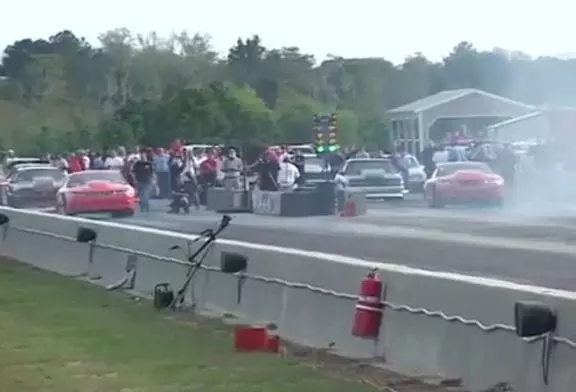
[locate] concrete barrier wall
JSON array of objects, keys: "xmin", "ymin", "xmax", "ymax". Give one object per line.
[{"xmin": 1, "ymin": 206, "xmax": 576, "ymax": 392}]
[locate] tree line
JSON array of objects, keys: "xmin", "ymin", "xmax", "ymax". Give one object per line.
[{"xmin": 1, "ymin": 29, "xmax": 576, "ymax": 154}]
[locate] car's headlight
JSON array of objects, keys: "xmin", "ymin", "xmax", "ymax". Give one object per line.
[{"xmin": 124, "ymin": 187, "xmax": 135, "ymax": 197}]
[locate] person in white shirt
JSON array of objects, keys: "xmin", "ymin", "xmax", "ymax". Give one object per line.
[
  {"xmin": 277, "ymin": 157, "xmax": 300, "ymax": 190},
  {"xmin": 78, "ymin": 150, "xmax": 90, "ymax": 170},
  {"xmin": 191, "ymin": 148, "xmax": 206, "ymax": 167},
  {"xmin": 124, "ymin": 147, "xmax": 140, "ymax": 164},
  {"xmin": 104, "ymin": 150, "xmax": 125, "ymax": 170}
]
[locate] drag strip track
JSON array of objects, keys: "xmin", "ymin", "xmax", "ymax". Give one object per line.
[{"xmin": 122, "ymin": 212, "xmax": 576, "ymax": 291}]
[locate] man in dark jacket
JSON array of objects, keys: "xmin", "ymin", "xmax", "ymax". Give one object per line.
[
  {"xmin": 132, "ymin": 148, "xmax": 154, "ymax": 213},
  {"xmin": 420, "ymin": 143, "xmax": 437, "ymax": 179},
  {"xmin": 254, "ymin": 152, "xmax": 280, "ymax": 191}
]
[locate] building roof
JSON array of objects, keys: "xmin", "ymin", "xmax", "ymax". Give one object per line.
[
  {"xmin": 387, "ymin": 88, "xmax": 534, "ymax": 115},
  {"xmin": 485, "ymin": 111, "xmax": 543, "ymax": 130}
]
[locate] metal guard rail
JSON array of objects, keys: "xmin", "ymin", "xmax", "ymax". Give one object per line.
[{"xmin": 8, "ymin": 224, "xmax": 576, "ymax": 350}]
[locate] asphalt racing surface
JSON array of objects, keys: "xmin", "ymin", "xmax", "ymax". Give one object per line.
[{"xmin": 80, "ymin": 196, "xmax": 576, "ymax": 291}]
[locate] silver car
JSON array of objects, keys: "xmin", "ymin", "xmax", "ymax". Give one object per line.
[
  {"xmin": 335, "ymin": 158, "xmax": 406, "ymax": 199},
  {"xmin": 0, "ymin": 165, "xmax": 66, "ymax": 208}
]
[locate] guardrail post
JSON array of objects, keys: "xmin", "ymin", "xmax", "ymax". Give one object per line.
[
  {"xmin": 514, "ymin": 300, "xmax": 558, "ymax": 385},
  {"xmin": 75, "ymin": 227, "xmax": 101, "ymax": 281},
  {"xmin": 1, "ymin": 222, "xmax": 9, "ymax": 241},
  {"xmin": 278, "ymin": 284, "xmax": 289, "ymax": 330},
  {"xmin": 87, "ymin": 241, "xmax": 101, "ymax": 281},
  {"xmin": 107, "ymin": 254, "xmax": 138, "ymax": 291},
  {"xmin": 236, "ymin": 272, "xmax": 246, "ymax": 305}
]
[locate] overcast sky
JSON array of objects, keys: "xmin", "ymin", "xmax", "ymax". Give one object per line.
[{"xmin": 1, "ymin": 0, "xmax": 574, "ymax": 64}]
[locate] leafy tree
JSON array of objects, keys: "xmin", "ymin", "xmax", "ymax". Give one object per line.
[
  {"xmin": 225, "ymin": 85, "xmax": 278, "ymax": 144},
  {"xmin": 4, "ymin": 30, "xmax": 576, "ymax": 152},
  {"xmin": 358, "ymin": 118, "xmax": 390, "ymax": 150},
  {"xmin": 335, "ymin": 109, "xmax": 359, "ymax": 147},
  {"xmin": 32, "ymin": 126, "xmax": 56, "ymax": 154},
  {"xmin": 274, "ymin": 87, "xmax": 325, "ymax": 143}
]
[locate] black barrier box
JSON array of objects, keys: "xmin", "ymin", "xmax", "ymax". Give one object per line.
[
  {"xmin": 312, "ymin": 181, "xmax": 337, "ymax": 215},
  {"xmin": 251, "ymin": 183, "xmax": 365, "ymax": 217},
  {"xmin": 251, "ymin": 190, "xmax": 282, "ymax": 215},
  {"xmin": 252, "ymin": 190, "xmax": 314, "ymax": 216},
  {"xmin": 279, "ymin": 191, "xmax": 314, "ymax": 216},
  {"xmin": 207, "ymin": 188, "xmax": 251, "ymax": 213}
]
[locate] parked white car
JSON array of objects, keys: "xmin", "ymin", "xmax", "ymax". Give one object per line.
[{"xmin": 335, "ymin": 158, "xmax": 406, "ymax": 200}]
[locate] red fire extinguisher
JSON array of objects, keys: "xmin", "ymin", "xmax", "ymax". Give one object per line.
[{"xmin": 352, "ymin": 269, "xmax": 384, "ymax": 339}]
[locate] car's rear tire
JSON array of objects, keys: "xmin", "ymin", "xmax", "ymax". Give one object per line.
[{"xmin": 56, "ymin": 196, "xmax": 74, "ymax": 215}]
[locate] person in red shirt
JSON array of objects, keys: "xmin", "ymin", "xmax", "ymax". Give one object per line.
[
  {"xmin": 171, "ymin": 139, "xmax": 183, "ymax": 155},
  {"xmin": 68, "ymin": 152, "xmax": 85, "ymax": 173},
  {"xmin": 198, "ymin": 149, "xmax": 219, "ymax": 205}
]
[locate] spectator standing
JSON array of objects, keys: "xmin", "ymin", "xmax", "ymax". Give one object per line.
[
  {"xmin": 92, "ymin": 152, "xmax": 107, "ymax": 169},
  {"xmin": 254, "ymin": 152, "xmax": 280, "ymax": 191},
  {"xmin": 327, "ymin": 151, "xmax": 345, "ymax": 177},
  {"xmin": 57, "ymin": 154, "xmax": 70, "ymax": 173},
  {"xmin": 79, "ymin": 150, "xmax": 90, "ymax": 171},
  {"xmin": 181, "ymin": 158, "xmax": 200, "ymax": 209},
  {"xmin": 192, "ymin": 148, "xmax": 206, "ymax": 167},
  {"xmin": 392, "ymin": 147, "xmax": 409, "ymax": 188},
  {"xmin": 132, "ymin": 149, "xmax": 154, "ymax": 213},
  {"xmin": 293, "ymin": 152, "xmax": 305, "ymax": 186},
  {"xmin": 420, "ymin": 143, "xmax": 437, "ymax": 179},
  {"xmin": 198, "ymin": 149, "xmax": 219, "ymax": 204},
  {"xmin": 278, "ymin": 157, "xmax": 300, "ymax": 190},
  {"xmin": 153, "ymin": 148, "xmax": 171, "ymax": 198},
  {"xmin": 104, "ymin": 150, "xmax": 124, "ymax": 170},
  {"xmin": 126, "ymin": 148, "xmax": 140, "ymax": 163},
  {"xmin": 221, "ymin": 147, "xmax": 243, "ymax": 190},
  {"xmin": 276, "ymin": 146, "xmax": 288, "ymax": 162},
  {"xmin": 68, "ymin": 152, "xmax": 85, "ymax": 173},
  {"xmin": 168, "ymin": 152, "xmax": 185, "ymax": 194}
]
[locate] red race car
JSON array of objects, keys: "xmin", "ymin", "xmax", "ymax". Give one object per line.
[
  {"xmin": 424, "ymin": 161, "xmax": 505, "ymax": 208},
  {"xmin": 57, "ymin": 170, "xmax": 137, "ymax": 217}
]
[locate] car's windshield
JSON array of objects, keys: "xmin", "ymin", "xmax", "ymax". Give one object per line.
[
  {"xmin": 305, "ymin": 157, "xmax": 326, "ymax": 173},
  {"xmin": 67, "ymin": 171, "xmax": 127, "ymax": 187},
  {"xmin": 344, "ymin": 160, "xmax": 398, "ymax": 175},
  {"xmin": 15, "ymin": 168, "xmax": 65, "ymax": 182},
  {"xmin": 292, "ymin": 146, "xmax": 315, "ymax": 155},
  {"xmin": 436, "ymin": 162, "xmax": 493, "ymax": 177}
]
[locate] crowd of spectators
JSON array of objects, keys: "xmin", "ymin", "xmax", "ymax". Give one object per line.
[
  {"xmin": 44, "ymin": 142, "xmax": 232, "ymax": 213},
  {"xmin": 36, "ymin": 142, "xmax": 317, "ymax": 213}
]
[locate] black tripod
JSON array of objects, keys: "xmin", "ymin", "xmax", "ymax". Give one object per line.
[{"xmin": 169, "ymin": 215, "xmax": 232, "ymax": 309}]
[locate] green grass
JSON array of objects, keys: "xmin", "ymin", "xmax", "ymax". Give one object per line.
[{"xmin": 0, "ymin": 258, "xmax": 378, "ymax": 392}]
